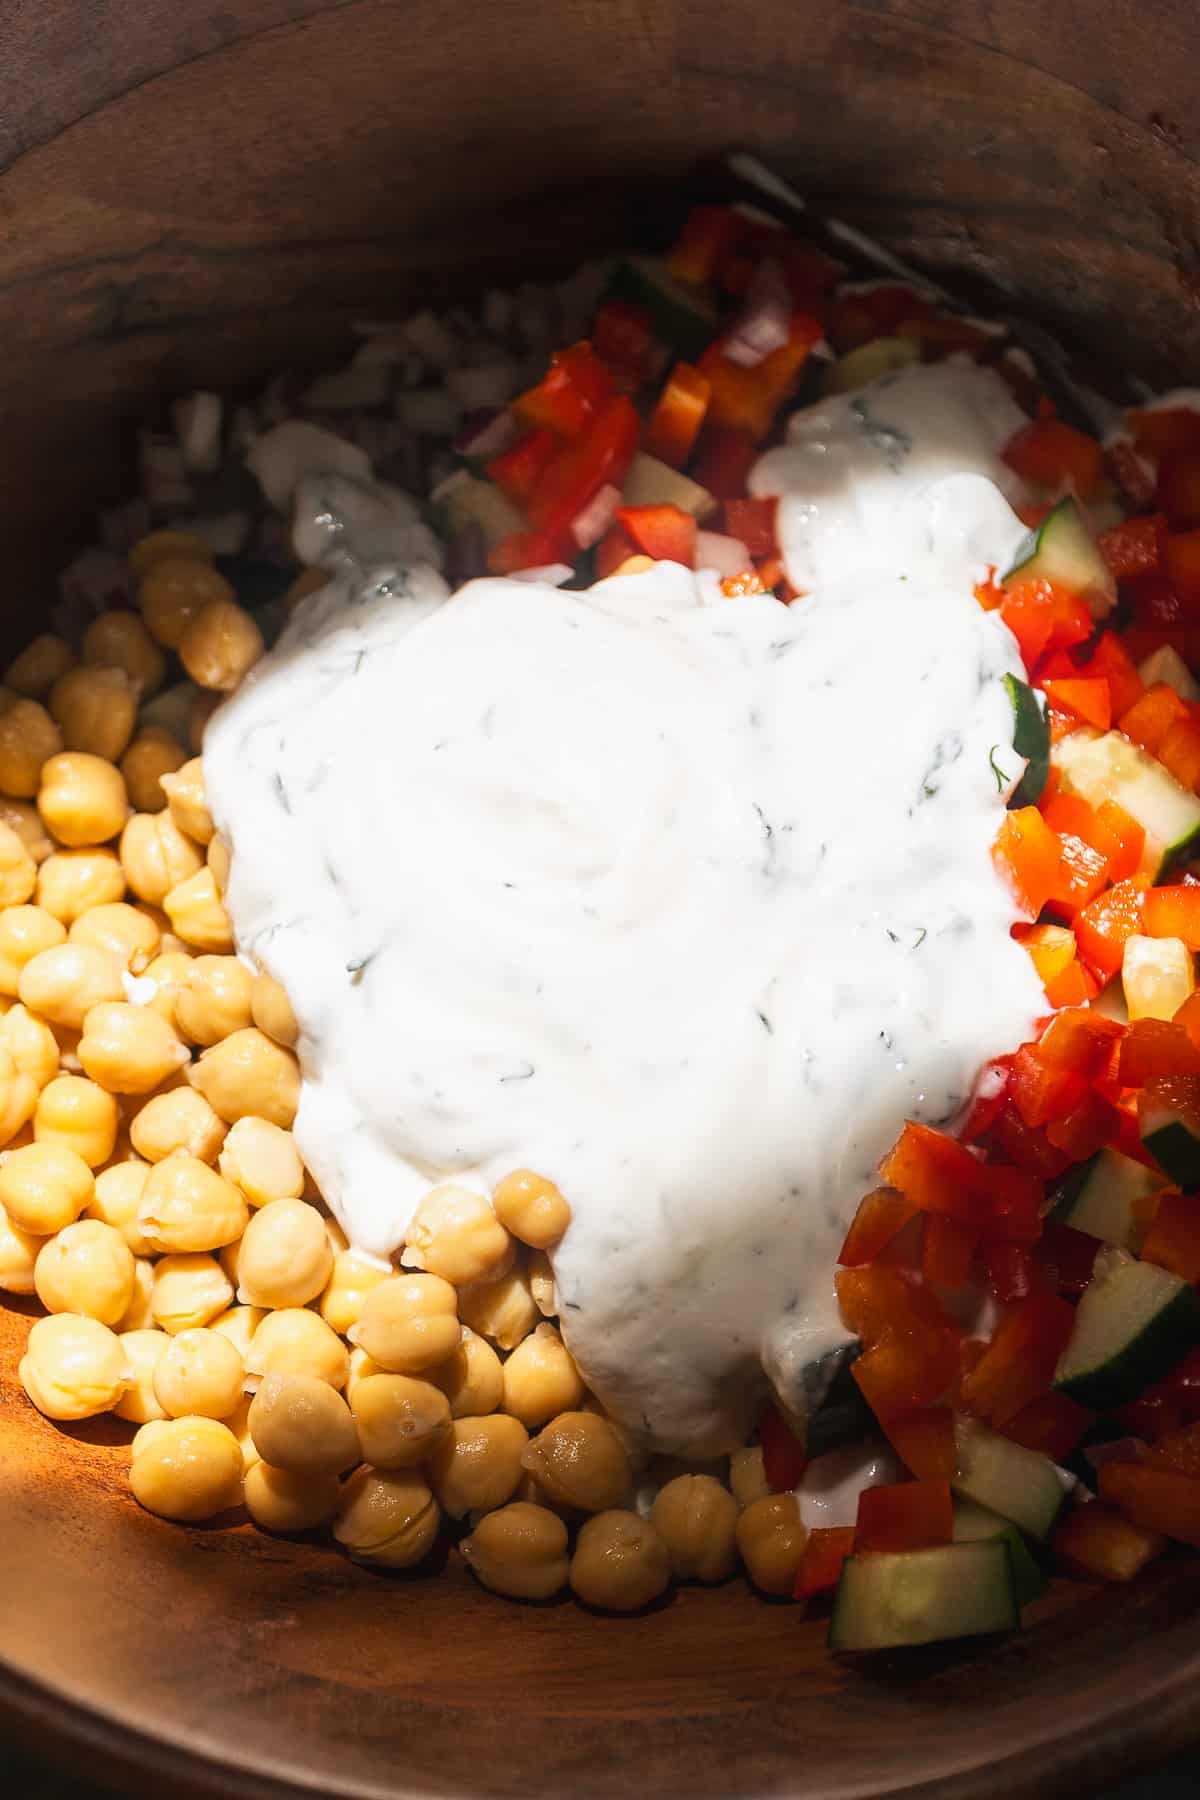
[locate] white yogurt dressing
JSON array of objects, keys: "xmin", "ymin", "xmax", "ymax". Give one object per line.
[{"xmin": 205, "ymin": 360, "xmax": 1045, "ymax": 1457}]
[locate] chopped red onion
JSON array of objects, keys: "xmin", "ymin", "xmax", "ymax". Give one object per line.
[
  {"xmin": 570, "ymin": 482, "xmax": 621, "ymax": 550},
  {"xmin": 723, "ymin": 258, "xmax": 792, "ymax": 369},
  {"xmin": 1083, "ymin": 1438, "xmax": 1146, "ymax": 1472},
  {"xmin": 695, "ymin": 530, "xmax": 753, "ymax": 578}
]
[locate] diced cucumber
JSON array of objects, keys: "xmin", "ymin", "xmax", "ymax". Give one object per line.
[
  {"xmin": 1139, "ymin": 644, "xmax": 1200, "ymax": 704},
  {"xmin": 1004, "ymin": 674, "xmax": 1050, "ymax": 806},
  {"xmin": 1092, "ymin": 980, "xmax": 1130, "ymax": 1026},
  {"xmin": 952, "ymin": 1417, "xmax": 1067, "ymax": 1540},
  {"xmin": 829, "ymin": 1541, "xmax": 1018, "ymax": 1652},
  {"xmin": 1054, "ymin": 1246, "xmax": 1200, "ymax": 1410},
  {"xmin": 1002, "ymin": 496, "xmax": 1116, "ymax": 616},
  {"xmin": 951, "ymin": 1500, "xmax": 1048, "ymax": 1609},
  {"xmin": 621, "ymin": 453, "xmax": 717, "ymax": 520},
  {"xmin": 1048, "ymin": 1147, "xmax": 1165, "ymax": 1251},
  {"xmin": 1053, "ymin": 728, "xmax": 1200, "ymax": 878},
  {"xmin": 605, "ymin": 258, "xmax": 719, "ymax": 362},
  {"xmin": 1122, "ymin": 933, "xmax": 1195, "ymax": 1023},
  {"xmin": 431, "ymin": 474, "xmax": 524, "ymax": 552},
  {"xmin": 823, "ymin": 336, "xmax": 921, "ymax": 395},
  {"xmin": 1139, "ymin": 1079, "xmax": 1200, "ymax": 1187}
]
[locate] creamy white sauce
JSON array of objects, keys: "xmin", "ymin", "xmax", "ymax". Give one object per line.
[
  {"xmin": 205, "ymin": 361, "xmax": 1045, "ymax": 1457},
  {"xmin": 796, "ymin": 1443, "xmax": 901, "ymax": 1531}
]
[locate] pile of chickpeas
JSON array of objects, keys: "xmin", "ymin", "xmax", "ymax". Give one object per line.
[{"xmin": 0, "ymin": 530, "xmax": 807, "ymax": 1610}]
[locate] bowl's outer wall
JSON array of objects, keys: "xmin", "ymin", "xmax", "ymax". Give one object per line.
[{"xmin": 2, "ymin": 3, "xmax": 1200, "ymax": 1796}]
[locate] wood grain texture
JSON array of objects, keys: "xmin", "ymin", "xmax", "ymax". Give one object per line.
[{"xmin": 1, "ymin": 3, "xmax": 1199, "ymax": 1794}]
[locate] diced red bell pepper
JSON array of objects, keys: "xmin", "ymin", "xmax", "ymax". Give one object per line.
[
  {"xmin": 961, "ymin": 1059, "xmax": 1012, "ymax": 1144},
  {"xmin": 1001, "ymin": 1389, "xmax": 1093, "ymax": 1459},
  {"xmin": 1098, "ymin": 515, "xmax": 1167, "ymax": 579},
  {"xmin": 1009, "ymin": 1043, "xmax": 1088, "ymax": 1128},
  {"xmin": 693, "ymin": 427, "xmax": 759, "ymax": 502},
  {"xmin": 921, "ymin": 1214, "xmax": 979, "ymax": 1289},
  {"xmin": 987, "ymin": 1095, "xmax": 1074, "ymax": 1179},
  {"xmin": 1099, "ymin": 1459, "xmax": 1200, "ymax": 1546},
  {"xmin": 591, "ymin": 300, "xmax": 658, "ymax": 388},
  {"xmin": 1119, "ymin": 1017, "xmax": 1200, "ymax": 1086},
  {"xmin": 1160, "ymin": 455, "xmax": 1200, "ymax": 529},
  {"xmin": 1037, "ymin": 1005, "xmax": 1124, "ymax": 1079},
  {"xmin": 698, "ymin": 311, "xmax": 823, "ymax": 441},
  {"xmin": 993, "ymin": 807, "xmax": 1062, "ymax": 917},
  {"xmin": 1045, "ymin": 1087, "xmax": 1123, "ymax": 1160},
  {"xmin": 487, "ymin": 528, "xmax": 569, "ymax": 577},
  {"xmin": 723, "ymin": 496, "xmax": 779, "ymax": 560},
  {"xmin": 1091, "ymin": 800, "xmax": 1146, "ymax": 884},
  {"xmin": 794, "ymin": 1526, "xmax": 856, "ymax": 1602},
  {"xmin": 1174, "ymin": 990, "xmax": 1200, "ymax": 1054},
  {"xmin": 644, "ymin": 362, "xmax": 712, "ymax": 469},
  {"xmin": 1165, "ymin": 530, "xmax": 1200, "ymax": 600},
  {"xmin": 1128, "ymin": 405, "xmax": 1200, "ymax": 460},
  {"xmin": 1054, "ymin": 1501, "xmax": 1166, "ymax": 1581},
  {"xmin": 980, "ymin": 1239, "xmax": 1037, "ymax": 1307},
  {"xmin": 839, "ymin": 1186, "xmax": 918, "ymax": 1266},
  {"xmin": 1117, "ymin": 1388, "xmax": 1186, "ymax": 1442},
  {"xmin": 486, "ymin": 428, "xmax": 557, "ymax": 507},
  {"xmin": 826, "ymin": 284, "xmax": 931, "ymax": 351},
  {"xmin": 1000, "ymin": 582, "xmax": 1093, "ymax": 669},
  {"xmin": 835, "ymin": 1264, "xmax": 957, "ymax": 1346},
  {"xmin": 855, "ymin": 1479, "xmax": 954, "ymax": 1553},
  {"xmin": 1003, "ymin": 417, "xmax": 1103, "ymax": 497},
  {"xmin": 1158, "ymin": 713, "xmax": 1200, "ymax": 793},
  {"xmin": 1035, "ymin": 1219, "xmax": 1099, "ymax": 1298},
  {"xmin": 1043, "ymin": 957, "xmax": 1095, "ymax": 1008},
  {"xmin": 1073, "ymin": 877, "xmax": 1149, "ymax": 979},
  {"xmin": 881, "ymin": 1406, "xmax": 957, "ymax": 1480},
  {"xmin": 759, "ymin": 1399, "xmax": 807, "ymax": 1491},
  {"xmin": 880, "ymin": 1121, "xmax": 1043, "ymax": 1241},
  {"xmin": 1080, "ymin": 632, "xmax": 1145, "ymax": 721},
  {"xmin": 595, "ymin": 523, "xmax": 638, "ymax": 579},
  {"xmin": 616, "ymin": 503, "xmax": 697, "ymax": 568},
  {"xmin": 852, "ymin": 1327, "xmax": 961, "ymax": 1416},
  {"xmin": 1144, "ymin": 1419, "xmax": 1200, "ymax": 1477},
  {"xmin": 667, "ymin": 205, "xmax": 743, "ymax": 286},
  {"xmin": 513, "ymin": 343, "xmax": 613, "ymax": 441},
  {"xmin": 526, "ymin": 395, "xmax": 640, "ymax": 536},
  {"xmin": 960, "ymin": 1291, "xmax": 1075, "ymax": 1426},
  {"xmin": 1141, "ymin": 1190, "xmax": 1200, "ymax": 1284},
  {"xmin": 1158, "ymin": 1349, "xmax": 1200, "ymax": 1427},
  {"xmin": 1040, "ymin": 678, "xmax": 1112, "ymax": 731}
]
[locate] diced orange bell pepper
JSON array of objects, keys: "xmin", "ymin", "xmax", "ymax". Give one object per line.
[
  {"xmin": 921, "ymin": 1214, "xmax": 979, "ymax": 1289},
  {"xmin": 1041, "ymin": 796, "xmax": 1111, "ymax": 916},
  {"xmin": 723, "ymin": 496, "xmax": 779, "ymax": 560},
  {"xmin": 1118, "ymin": 1017, "xmax": 1200, "ymax": 1086},
  {"xmin": 1009, "ymin": 1043, "xmax": 1087, "ymax": 1128},
  {"xmin": 644, "ymin": 362, "xmax": 712, "ymax": 469},
  {"xmin": 1091, "ymin": 800, "xmax": 1146, "ymax": 884},
  {"xmin": 487, "ymin": 428, "xmax": 558, "ymax": 507},
  {"xmin": 836, "ymin": 1264, "xmax": 954, "ymax": 1344},
  {"xmin": 1175, "ymin": 990, "xmax": 1200, "ymax": 1055},
  {"xmin": 759, "ymin": 1399, "xmax": 807, "ymax": 1491},
  {"xmin": 961, "ymin": 1059, "xmax": 1013, "ymax": 1144},
  {"xmin": 1041, "ymin": 678, "xmax": 1112, "ymax": 731},
  {"xmin": 1128, "ymin": 405, "xmax": 1200, "ymax": 459},
  {"xmin": 595, "ymin": 523, "xmax": 638, "ymax": 579},
  {"xmin": 698, "ymin": 311, "xmax": 824, "ymax": 442},
  {"xmin": 591, "ymin": 300, "xmax": 658, "ymax": 388},
  {"xmin": 993, "ymin": 807, "xmax": 1062, "ymax": 917},
  {"xmin": 1016, "ymin": 922, "xmax": 1076, "ymax": 989},
  {"xmin": 1141, "ymin": 1190, "xmax": 1200, "ymax": 1283},
  {"xmin": 1098, "ymin": 514, "xmax": 1167, "ymax": 578},
  {"xmin": 721, "ymin": 570, "xmax": 767, "ymax": 597},
  {"xmin": 1099, "ymin": 1459, "xmax": 1200, "ymax": 1546},
  {"xmin": 616, "ymin": 503, "xmax": 697, "ymax": 567},
  {"xmin": 877, "ymin": 1122, "xmax": 983, "ymax": 1226},
  {"xmin": 667, "ymin": 205, "xmax": 743, "ymax": 286},
  {"xmin": 1116, "ymin": 1388, "xmax": 1186, "ymax": 1442},
  {"xmin": 855, "ymin": 1479, "xmax": 954, "ymax": 1553},
  {"xmin": 1073, "ymin": 877, "xmax": 1149, "ymax": 979},
  {"xmin": 1003, "ymin": 418, "xmax": 1103, "ymax": 497},
  {"xmin": 839, "ymin": 1186, "xmax": 918, "ymax": 1266},
  {"xmin": 794, "ymin": 1526, "xmax": 856, "ymax": 1602},
  {"xmin": 1043, "ymin": 956, "xmax": 1095, "ymax": 1007},
  {"xmin": 1080, "ymin": 632, "xmax": 1145, "ymax": 720},
  {"xmin": 852, "ymin": 1327, "xmax": 960, "ymax": 1416},
  {"xmin": 513, "ymin": 342, "xmax": 613, "ymax": 441},
  {"xmin": 881, "ymin": 1406, "xmax": 957, "ymax": 1480},
  {"xmin": 1000, "ymin": 1389, "xmax": 1093, "ymax": 1459},
  {"xmin": 1139, "ymin": 1073, "xmax": 1200, "ymax": 1154},
  {"xmin": 1167, "ymin": 528, "xmax": 1200, "ymax": 599},
  {"xmin": 1037, "ymin": 1005, "xmax": 1124, "ymax": 1077},
  {"xmin": 1119, "ymin": 681, "xmax": 1190, "ymax": 754},
  {"xmin": 1054, "ymin": 1500, "xmax": 1166, "ymax": 1581},
  {"xmin": 1159, "ymin": 1349, "xmax": 1200, "ymax": 1426},
  {"xmin": 980, "ymin": 1239, "xmax": 1038, "ymax": 1306},
  {"xmin": 1045, "ymin": 1087, "xmax": 1123, "ymax": 1160},
  {"xmin": 960, "ymin": 1291, "xmax": 1076, "ymax": 1427},
  {"xmin": 1158, "ymin": 713, "xmax": 1200, "ymax": 793},
  {"xmin": 1000, "ymin": 581, "xmax": 1093, "ymax": 669}
]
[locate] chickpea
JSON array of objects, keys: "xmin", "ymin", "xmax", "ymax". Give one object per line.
[
  {"xmin": 151, "ymin": 1251, "xmax": 234, "ymax": 1333},
  {"xmin": 333, "ymin": 1467, "xmax": 440, "ymax": 1569},
  {"xmin": 0, "ymin": 1046, "xmax": 38, "ymax": 1147},
  {"xmin": 232, "ymin": 1197, "xmax": 330, "ymax": 1308},
  {"xmin": 48, "ymin": 666, "xmax": 139, "ymax": 763},
  {"xmin": 6, "ymin": 633, "xmax": 75, "ymax": 700},
  {"xmin": 129, "ymin": 1415, "xmax": 243, "ymax": 1521},
  {"xmin": 179, "ymin": 599, "xmax": 264, "ymax": 693},
  {"xmin": 402, "ymin": 1184, "xmax": 511, "ymax": 1287},
  {"xmin": 206, "ymin": 834, "xmax": 230, "ymax": 892},
  {"xmin": 569, "ymin": 1511, "xmax": 671, "ymax": 1612},
  {"xmin": 37, "ymin": 849, "xmax": 125, "ymax": 924},
  {"xmin": 492, "ymin": 1169, "xmax": 572, "ymax": 1250},
  {"xmin": 153, "ymin": 1326, "xmax": 244, "ymax": 1420},
  {"xmin": 350, "ymin": 1273, "xmax": 460, "ymax": 1374},
  {"xmin": 19, "ymin": 942, "xmax": 124, "ymax": 1028},
  {"xmin": 137, "ymin": 1154, "xmax": 248, "ymax": 1254},
  {"xmin": 0, "ymin": 822, "xmax": 36, "ymax": 908},
  {"xmin": 37, "ymin": 752, "xmax": 128, "ymax": 848},
  {"xmin": 216, "ymin": 1116, "xmax": 304, "ymax": 1209},
  {"xmin": 120, "ymin": 732, "xmax": 187, "ymax": 814},
  {"xmin": 521, "ymin": 1412, "xmax": 631, "ymax": 1515},
  {"xmin": 83, "ymin": 610, "xmax": 166, "ymax": 697},
  {"xmin": 175, "ymin": 955, "xmax": 253, "ymax": 1046},
  {"xmin": 0, "ymin": 909, "xmax": 65, "ymax": 997},
  {"xmin": 244, "ymin": 1461, "xmax": 342, "ymax": 1534},
  {"xmin": 188, "ymin": 1028, "xmax": 298, "ymax": 1128},
  {"xmin": 224, "ymin": 1393, "xmax": 261, "ymax": 1471},
  {"xmin": 527, "ymin": 1249, "xmax": 557, "ymax": 1319},
  {"xmin": 19, "ymin": 1311, "xmax": 127, "ymax": 1421},
  {"xmin": 345, "ymin": 1344, "xmax": 381, "ymax": 1402},
  {"xmin": 0, "ymin": 798, "xmax": 54, "ymax": 865},
  {"xmin": 160, "ymin": 758, "xmax": 213, "ymax": 845},
  {"xmin": 128, "ymin": 1088, "xmax": 222, "ymax": 1166},
  {"xmin": 135, "ymin": 948, "xmax": 194, "ymax": 1026},
  {"xmin": 500, "ymin": 1323, "xmax": 585, "ymax": 1429},
  {"xmin": 458, "ymin": 1262, "xmax": 538, "ymax": 1351},
  {"xmin": 730, "ymin": 1444, "xmax": 771, "ymax": 1509},
  {"xmin": 34, "ymin": 1218, "xmax": 135, "ymax": 1326},
  {"xmin": 245, "ymin": 1306, "xmax": 349, "ymax": 1389},
  {"xmin": 69, "ymin": 902, "xmax": 160, "ymax": 971},
  {"xmin": 0, "ymin": 1140, "xmax": 93, "ymax": 1234},
  {"xmin": 209, "ymin": 1302, "xmax": 264, "ymax": 1358},
  {"xmin": 735, "ymin": 1491, "xmax": 806, "ymax": 1595},
  {"xmin": 650, "ymin": 1475, "xmax": 738, "ymax": 1584},
  {"xmin": 0, "ymin": 1004, "xmax": 59, "ymax": 1090},
  {"xmin": 460, "ymin": 1501, "xmax": 570, "ymax": 1601},
  {"xmin": 78, "ymin": 1001, "xmax": 188, "ymax": 1095},
  {"xmin": 250, "ymin": 971, "xmax": 299, "ymax": 1049},
  {"xmin": 248, "ymin": 1371, "xmax": 359, "ymax": 1475},
  {"xmin": 0, "ymin": 699, "xmax": 63, "ymax": 798},
  {"xmin": 427, "ymin": 1327, "xmax": 503, "ymax": 1419},
  {"xmin": 319, "ymin": 1247, "xmax": 388, "ymax": 1335},
  {"xmin": 350, "ymin": 1372, "xmax": 451, "ymax": 1469},
  {"xmin": 162, "ymin": 867, "xmax": 233, "ymax": 953},
  {"xmin": 0, "ymin": 1201, "xmax": 44, "ymax": 1294},
  {"xmin": 118, "ymin": 1255, "xmax": 156, "ymax": 1331},
  {"xmin": 119, "ymin": 812, "xmax": 204, "ymax": 907},
  {"xmin": 139, "ymin": 554, "xmax": 235, "ymax": 651},
  {"xmin": 130, "ymin": 529, "xmax": 215, "ymax": 578},
  {"xmin": 35, "ymin": 1074, "xmax": 119, "ymax": 1167},
  {"xmin": 114, "ymin": 1327, "xmax": 169, "ymax": 1424},
  {"xmin": 427, "ymin": 1414, "xmax": 528, "ymax": 1520}
]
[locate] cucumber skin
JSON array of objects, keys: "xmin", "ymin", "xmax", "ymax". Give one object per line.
[
  {"xmin": 1004, "ymin": 675, "xmax": 1050, "ymax": 807},
  {"xmin": 1054, "ymin": 1282, "xmax": 1200, "ymax": 1411},
  {"xmin": 1142, "ymin": 1119, "xmax": 1200, "ymax": 1191},
  {"xmin": 606, "ymin": 260, "xmax": 717, "ymax": 362},
  {"xmin": 828, "ymin": 1541, "xmax": 1018, "ymax": 1653}
]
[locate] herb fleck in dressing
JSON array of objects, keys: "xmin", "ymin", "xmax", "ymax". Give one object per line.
[{"xmin": 205, "ymin": 362, "xmax": 1044, "ymax": 1457}]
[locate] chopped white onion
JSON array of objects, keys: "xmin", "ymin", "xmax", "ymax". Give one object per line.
[
  {"xmin": 695, "ymin": 530, "xmax": 753, "ymax": 578},
  {"xmin": 570, "ymin": 482, "xmax": 622, "ymax": 550},
  {"xmin": 509, "ymin": 563, "xmax": 574, "ymax": 587}
]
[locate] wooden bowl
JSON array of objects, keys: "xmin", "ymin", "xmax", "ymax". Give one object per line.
[{"xmin": 3, "ymin": 4, "xmax": 1200, "ymax": 1794}]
